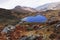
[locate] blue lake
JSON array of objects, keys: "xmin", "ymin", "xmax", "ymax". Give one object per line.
[{"xmin": 21, "ymin": 15, "xmax": 47, "ymax": 23}]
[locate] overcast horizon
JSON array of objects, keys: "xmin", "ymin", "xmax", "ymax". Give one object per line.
[{"xmin": 0, "ymin": 0, "xmax": 60, "ymax": 9}]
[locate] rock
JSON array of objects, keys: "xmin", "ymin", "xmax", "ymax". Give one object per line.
[
  {"xmin": 54, "ymin": 24, "xmax": 60, "ymax": 34},
  {"xmin": 1, "ymin": 25, "xmax": 15, "ymax": 33},
  {"xmin": 19, "ymin": 34, "xmax": 42, "ymax": 40}
]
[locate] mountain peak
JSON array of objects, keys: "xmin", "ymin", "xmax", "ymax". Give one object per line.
[
  {"xmin": 13, "ymin": 5, "xmax": 37, "ymax": 13},
  {"xmin": 14, "ymin": 5, "xmax": 21, "ymax": 9}
]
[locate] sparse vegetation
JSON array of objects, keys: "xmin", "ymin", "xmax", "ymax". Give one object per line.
[{"xmin": 0, "ymin": 8, "xmax": 60, "ymax": 40}]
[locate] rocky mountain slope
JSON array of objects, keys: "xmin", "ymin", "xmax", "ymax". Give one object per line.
[
  {"xmin": 0, "ymin": 8, "xmax": 20, "ymax": 28},
  {"xmin": 12, "ymin": 6, "xmax": 38, "ymax": 13},
  {"xmin": 0, "ymin": 7, "xmax": 38, "ymax": 28}
]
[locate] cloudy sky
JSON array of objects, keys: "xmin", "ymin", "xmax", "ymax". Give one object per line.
[{"xmin": 0, "ymin": 0, "xmax": 60, "ymax": 9}]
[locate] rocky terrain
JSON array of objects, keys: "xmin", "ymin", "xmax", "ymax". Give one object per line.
[{"xmin": 0, "ymin": 2, "xmax": 60, "ymax": 40}]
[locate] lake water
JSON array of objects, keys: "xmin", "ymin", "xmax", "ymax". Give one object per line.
[{"xmin": 21, "ymin": 15, "xmax": 47, "ymax": 23}]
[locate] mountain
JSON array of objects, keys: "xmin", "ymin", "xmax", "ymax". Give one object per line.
[
  {"xmin": 0, "ymin": 3, "xmax": 60, "ymax": 30},
  {"xmin": 12, "ymin": 6, "xmax": 38, "ymax": 13},
  {"xmin": 0, "ymin": 7, "xmax": 39, "ymax": 28},
  {"xmin": 0, "ymin": 8, "xmax": 20, "ymax": 28},
  {"xmin": 36, "ymin": 2, "xmax": 60, "ymax": 11}
]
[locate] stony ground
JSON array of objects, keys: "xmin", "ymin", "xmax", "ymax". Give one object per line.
[{"xmin": 0, "ymin": 9, "xmax": 60, "ymax": 40}]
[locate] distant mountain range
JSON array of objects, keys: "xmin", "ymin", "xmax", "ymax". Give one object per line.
[
  {"xmin": 36, "ymin": 2, "xmax": 60, "ymax": 11},
  {"xmin": 1, "ymin": 2, "xmax": 60, "ymax": 13},
  {"xmin": 13, "ymin": 2, "xmax": 60, "ymax": 12}
]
